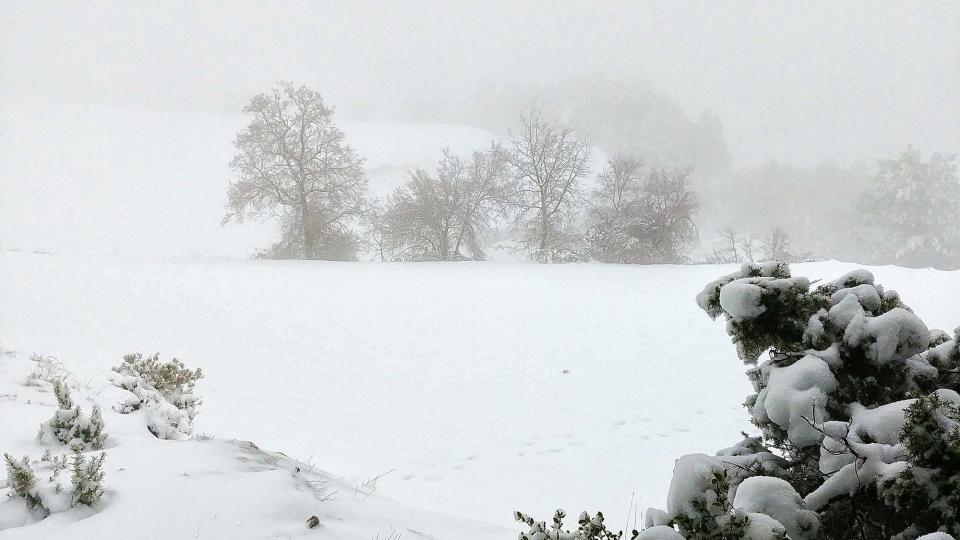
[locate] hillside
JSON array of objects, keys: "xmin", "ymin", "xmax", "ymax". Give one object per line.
[{"xmin": 0, "ymin": 99, "xmax": 498, "ymax": 259}]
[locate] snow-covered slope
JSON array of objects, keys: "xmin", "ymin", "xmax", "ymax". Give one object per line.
[
  {"xmin": 2, "ymin": 252, "xmax": 958, "ymax": 537},
  {"xmin": 0, "ymin": 349, "xmax": 506, "ymax": 539}
]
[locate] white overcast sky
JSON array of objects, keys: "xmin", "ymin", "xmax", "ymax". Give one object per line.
[{"xmin": 2, "ymin": 0, "xmax": 958, "ymax": 165}]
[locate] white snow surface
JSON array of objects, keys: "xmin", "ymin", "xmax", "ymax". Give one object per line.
[
  {"xmin": 718, "ymin": 281, "xmax": 767, "ymax": 320},
  {"xmin": 753, "ymin": 355, "xmax": 837, "ymax": 448},
  {"xmin": 636, "ymin": 525, "xmax": 684, "ymax": 540},
  {"xmin": 739, "ymin": 512, "xmax": 787, "ymax": 540},
  {"xmin": 2, "ymin": 254, "xmax": 960, "ymax": 537},
  {"xmin": 843, "ymin": 307, "xmax": 929, "ymax": 366},
  {"xmin": 732, "ymin": 476, "xmax": 818, "ymax": 540},
  {"xmin": 0, "ymin": 354, "xmax": 504, "ymax": 539}
]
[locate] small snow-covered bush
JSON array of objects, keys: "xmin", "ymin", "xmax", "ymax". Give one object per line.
[
  {"xmin": 52, "ymin": 378, "xmax": 73, "ymax": 409},
  {"xmin": 3, "ymin": 454, "xmax": 47, "ymax": 514},
  {"xmin": 111, "ymin": 352, "xmax": 203, "ymax": 439},
  {"xmin": 3, "ymin": 449, "xmax": 107, "ymax": 518},
  {"xmin": 112, "ymin": 352, "xmax": 203, "ymax": 409},
  {"xmin": 515, "ymin": 508, "xmax": 636, "ymax": 540},
  {"xmin": 69, "ymin": 447, "xmax": 105, "ymax": 507},
  {"xmin": 39, "ymin": 380, "xmax": 107, "ymax": 450}
]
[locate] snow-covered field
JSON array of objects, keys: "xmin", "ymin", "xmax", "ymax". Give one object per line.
[{"xmin": 2, "ymin": 252, "xmax": 959, "ymax": 537}]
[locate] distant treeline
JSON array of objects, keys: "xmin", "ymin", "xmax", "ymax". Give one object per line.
[{"xmin": 225, "ymin": 83, "xmax": 960, "ymax": 269}]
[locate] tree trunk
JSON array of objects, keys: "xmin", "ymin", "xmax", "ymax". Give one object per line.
[
  {"xmin": 539, "ymin": 206, "xmax": 549, "ymax": 256},
  {"xmin": 298, "ymin": 188, "xmax": 314, "ymax": 259},
  {"xmin": 302, "ymin": 219, "xmax": 315, "ymax": 259}
]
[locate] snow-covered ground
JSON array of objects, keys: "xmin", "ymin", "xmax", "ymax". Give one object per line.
[
  {"xmin": 0, "ymin": 348, "xmax": 505, "ymax": 539},
  {"xmin": 2, "ymin": 252, "xmax": 958, "ymax": 537}
]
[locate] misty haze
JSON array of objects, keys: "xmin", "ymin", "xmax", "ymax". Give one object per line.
[{"xmin": 1, "ymin": 2, "xmax": 959, "ymax": 539}]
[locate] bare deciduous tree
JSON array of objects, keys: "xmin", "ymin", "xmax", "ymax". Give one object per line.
[
  {"xmin": 508, "ymin": 107, "xmax": 592, "ymax": 262},
  {"xmin": 360, "ymin": 198, "xmax": 390, "ymax": 262},
  {"xmin": 762, "ymin": 226, "xmax": 791, "ymax": 261},
  {"xmin": 584, "ymin": 156, "xmax": 645, "ymax": 263},
  {"xmin": 591, "ymin": 156, "xmax": 644, "ymax": 216},
  {"xmin": 636, "ymin": 168, "xmax": 699, "ymax": 262},
  {"xmin": 225, "ymin": 82, "xmax": 366, "ymax": 260},
  {"xmin": 585, "ymin": 158, "xmax": 699, "ymax": 263},
  {"xmin": 722, "ymin": 228, "xmax": 741, "ymax": 263},
  {"xmin": 380, "ymin": 144, "xmax": 509, "ymax": 261},
  {"xmin": 739, "ymin": 234, "xmax": 757, "ymax": 262}
]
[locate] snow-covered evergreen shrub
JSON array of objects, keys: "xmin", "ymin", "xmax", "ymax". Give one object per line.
[
  {"xmin": 515, "ymin": 508, "xmax": 637, "ymax": 540},
  {"xmin": 39, "ymin": 380, "xmax": 107, "ymax": 450},
  {"xmin": 634, "ymin": 262, "xmax": 959, "ymax": 539},
  {"xmin": 3, "ymin": 454, "xmax": 47, "ymax": 514},
  {"xmin": 878, "ymin": 391, "xmax": 960, "ymax": 539},
  {"xmin": 112, "ymin": 352, "xmax": 203, "ymax": 404},
  {"xmin": 4, "ymin": 449, "xmax": 107, "ymax": 517},
  {"xmin": 667, "ymin": 466, "xmax": 759, "ymax": 539},
  {"xmin": 69, "ymin": 447, "xmax": 105, "ymax": 507},
  {"xmin": 53, "ymin": 379, "xmax": 73, "ymax": 409},
  {"xmin": 40, "ymin": 449, "xmax": 68, "ymax": 482},
  {"xmin": 111, "ymin": 352, "xmax": 203, "ymax": 439}
]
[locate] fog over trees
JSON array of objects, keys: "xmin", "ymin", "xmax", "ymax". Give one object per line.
[
  {"xmin": 2, "ymin": 2, "xmax": 957, "ymax": 266},
  {"xmin": 862, "ymin": 148, "xmax": 960, "ymax": 268},
  {"xmin": 216, "ymin": 82, "xmax": 959, "ymax": 268}
]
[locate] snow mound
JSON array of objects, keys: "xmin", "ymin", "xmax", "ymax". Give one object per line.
[
  {"xmin": 732, "ymin": 476, "xmax": 818, "ymax": 540},
  {"xmin": 753, "ymin": 355, "xmax": 837, "ymax": 447},
  {"xmin": 636, "ymin": 525, "xmax": 684, "ymax": 539},
  {"xmin": 0, "ymin": 350, "xmax": 506, "ymax": 539},
  {"xmin": 844, "ymin": 307, "xmax": 929, "ymax": 366},
  {"xmin": 719, "ymin": 281, "xmax": 767, "ymax": 320}
]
